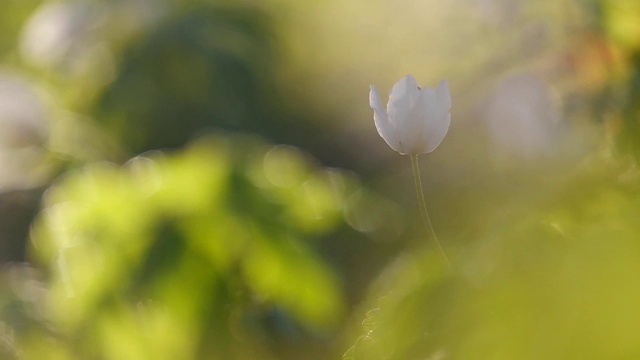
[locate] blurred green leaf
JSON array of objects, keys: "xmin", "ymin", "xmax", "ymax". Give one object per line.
[
  {"xmin": 28, "ymin": 135, "xmax": 352, "ymax": 359},
  {"xmin": 346, "ymin": 163, "xmax": 640, "ymax": 360}
]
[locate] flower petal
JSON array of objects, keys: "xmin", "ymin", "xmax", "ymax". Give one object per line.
[
  {"xmin": 419, "ymin": 86, "xmax": 450, "ymax": 154},
  {"xmin": 422, "ymin": 111, "xmax": 450, "ymax": 153},
  {"xmin": 369, "ymin": 85, "xmax": 399, "ymax": 152},
  {"xmin": 402, "ymin": 87, "xmax": 434, "ymax": 154},
  {"xmin": 387, "ymin": 75, "xmax": 420, "ymax": 128}
]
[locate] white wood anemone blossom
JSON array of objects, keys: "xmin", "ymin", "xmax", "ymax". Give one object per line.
[
  {"xmin": 369, "ymin": 75, "xmax": 451, "ymax": 155},
  {"xmin": 369, "ymin": 74, "xmax": 451, "ymax": 265}
]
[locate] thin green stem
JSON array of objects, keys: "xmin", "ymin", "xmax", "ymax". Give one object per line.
[{"xmin": 410, "ymin": 154, "xmax": 449, "ymax": 265}]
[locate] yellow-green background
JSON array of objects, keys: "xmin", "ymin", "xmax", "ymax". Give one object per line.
[{"xmin": 1, "ymin": 0, "xmax": 640, "ymax": 359}]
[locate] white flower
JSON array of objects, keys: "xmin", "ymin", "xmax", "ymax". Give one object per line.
[{"xmin": 370, "ymin": 75, "xmax": 451, "ymax": 155}]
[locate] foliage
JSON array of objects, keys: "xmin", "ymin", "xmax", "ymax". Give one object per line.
[
  {"xmin": 22, "ymin": 136, "xmax": 353, "ymax": 360},
  {"xmin": 345, "ymin": 158, "xmax": 640, "ymax": 360},
  {"xmin": 1, "ymin": 0, "xmax": 640, "ymax": 359}
]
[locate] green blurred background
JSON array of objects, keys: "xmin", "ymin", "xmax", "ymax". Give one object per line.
[{"xmin": 1, "ymin": 0, "xmax": 640, "ymax": 359}]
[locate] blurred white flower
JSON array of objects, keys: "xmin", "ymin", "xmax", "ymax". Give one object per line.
[
  {"xmin": 369, "ymin": 75, "xmax": 451, "ymax": 155},
  {"xmin": 20, "ymin": 0, "xmax": 112, "ymax": 76},
  {"xmin": 0, "ymin": 72, "xmax": 50, "ymax": 192},
  {"xmin": 483, "ymin": 72, "xmax": 564, "ymax": 165}
]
